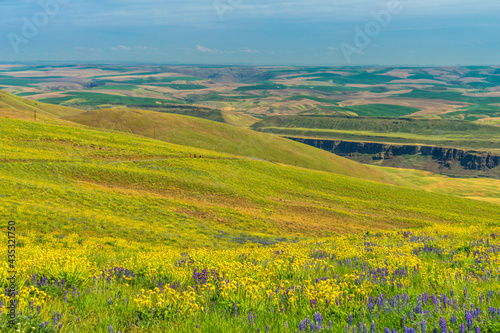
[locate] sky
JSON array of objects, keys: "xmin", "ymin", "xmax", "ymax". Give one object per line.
[{"xmin": 0, "ymin": 0, "xmax": 499, "ymax": 66}]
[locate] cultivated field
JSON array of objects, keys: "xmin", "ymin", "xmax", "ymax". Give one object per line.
[{"xmin": 2, "ymin": 65, "xmax": 500, "ymax": 123}]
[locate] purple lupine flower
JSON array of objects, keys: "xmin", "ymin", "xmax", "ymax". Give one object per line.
[
  {"xmin": 475, "ymin": 327, "xmax": 480, "ymax": 333},
  {"xmin": 421, "ymin": 319, "xmax": 427, "ymax": 333},
  {"xmin": 415, "ymin": 300, "xmax": 423, "ymax": 314},
  {"xmin": 385, "ymin": 328, "xmax": 390, "ymax": 333},
  {"xmin": 439, "ymin": 317, "xmax": 448, "ymax": 333},
  {"xmin": 109, "ymin": 326, "xmax": 114, "ymax": 333},
  {"xmin": 409, "ymin": 310, "xmax": 414, "ymax": 321},
  {"xmin": 423, "ymin": 292, "xmax": 429, "ymax": 304},
  {"xmin": 314, "ymin": 312, "xmax": 323, "ymax": 328},
  {"xmin": 298, "ymin": 320, "xmax": 306, "ymax": 332},
  {"xmin": 466, "ymin": 311, "xmax": 473, "ymax": 330},
  {"xmin": 458, "ymin": 323, "xmax": 466, "ymax": 333},
  {"xmin": 233, "ymin": 303, "xmax": 238, "ymax": 317},
  {"xmin": 370, "ymin": 322, "xmax": 376, "ymax": 333},
  {"xmin": 266, "ymin": 325, "xmax": 270, "ymax": 332},
  {"xmin": 368, "ymin": 301, "xmax": 374, "ymax": 311},
  {"xmin": 349, "ymin": 314, "xmax": 353, "ymax": 326},
  {"xmin": 248, "ymin": 311, "xmax": 254, "ymax": 326}
]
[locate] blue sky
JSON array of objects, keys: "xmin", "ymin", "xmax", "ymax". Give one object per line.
[{"xmin": 0, "ymin": 0, "xmax": 499, "ymax": 65}]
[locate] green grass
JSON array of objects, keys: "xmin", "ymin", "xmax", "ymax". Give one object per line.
[
  {"xmin": 164, "ymin": 84, "xmax": 207, "ymax": 90},
  {"xmin": 252, "ymin": 115, "xmax": 500, "ymax": 150},
  {"xmin": 91, "ymin": 85, "xmax": 139, "ymax": 91},
  {"xmin": 14, "ymin": 92, "xmax": 39, "ymax": 97},
  {"xmin": 253, "ymin": 115, "xmax": 500, "ymax": 133},
  {"xmin": 0, "ymin": 78, "xmax": 38, "ymax": 86},
  {"xmin": 235, "ymin": 83, "xmax": 288, "ymax": 92},
  {"xmin": 0, "ymin": 90, "xmax": 84, "ymax": 123},
  {"xmin": 284, "ymin": 95, "xmax": 341, "ymax": 105},
  {"xmin": 375, "ymin": 166, "xmax": 500, "ymax": 204},
  {"xmin": 64, "ymin": 108, "xmax": 388, "ymax": 182},
  {"xmin": 38, "ymin": 92, "xmax": 184, "ymax": 107},
  {"xmin": 114, "ymin": 77, "xmax": 205, "ymax": 84},
  {"xmin": 326, "ymin": 104, "xmax": 420, "ymax": 117},
  {"xmin": 1, "ymin": 116, "xmax": 499, "ymax": 248}
]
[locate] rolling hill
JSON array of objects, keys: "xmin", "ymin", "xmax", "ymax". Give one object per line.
[
  {"xmin": 1, "ymin": 115, "xmax": 499, "ymax": 248},
  {"xmin": 251, "ymin": 115, "xmax": 500, "ymax": 150},
  {"xmin": 64, "ymin": 108, "xmax": 391, "ymax": 182},
  {"xmin": 0, "ymin": 90, "xmax": 84, "ymax": 124}
]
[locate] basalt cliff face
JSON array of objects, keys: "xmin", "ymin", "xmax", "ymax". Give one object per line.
[{"xmin": 288, "ymin": 138, "xmax": 500, "ymax": 171}]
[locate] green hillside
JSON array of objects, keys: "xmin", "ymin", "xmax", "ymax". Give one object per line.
[
  {"xmin": 153, "ymin": 107, "xmax": 259, "ymax": 127},
  {"xmin": 1, "ymin": 116, "xmax": 499, "ymax": 248},
  {"xmin": 252, "ymin": 115, "xmax": 500, "ymax": 150},
  {"xmin": 0, "ymin": 90, "xmax": 84, "ymax": 124},
  {"xmin": 64, "ymin": 108, "xmax": 390, "ymax": 182}
]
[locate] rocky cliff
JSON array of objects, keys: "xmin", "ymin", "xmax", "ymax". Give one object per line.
[{"xmin": 288, "ymin": 138, "xmax": 500, "ymax": 171}]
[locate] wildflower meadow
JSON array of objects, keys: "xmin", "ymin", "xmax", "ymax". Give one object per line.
[{"xmin": 2, "ymin": 223, "xmax": 500, "ymax": 332}]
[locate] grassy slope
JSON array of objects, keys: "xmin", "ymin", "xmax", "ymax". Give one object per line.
[
  {"xmin": 377, "ymin": 166, "xmax": 500, "ymax": 204},
  {"xmin": 0, "ymin": 90, "xmax": 84, "ymax": 124},
  {"xmin": 1, "ymin": 116, "xmax": 499, "ymax": 248},
  {"xmin": 220, "ymin": 110, "xmax": 260, "ymax": 127},
  {"xmin": 153, "ymin": 107, "xmax": 259, "ymax": 127},
  {"xmin": 252, "ymin": 115, "xmax": 500, "ymax": 151},
  {"xmin": 64, "ymin": 108, "xmax": 391, "ymax": 182}
]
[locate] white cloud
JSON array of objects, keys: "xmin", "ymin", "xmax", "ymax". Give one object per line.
[
  {"xmin": 327, "ymin": 47, "xmax": 338, "ymax": 54},
  {"xmin": 74, "ymin": 47, "xmax": 103, "ymax": 53},
  {"xmin": 110, "ymin": 45, "xmax": 133, "ymax": 51},
  {"xmin": 196, "ymin": 45, "xmax": 221, "ymax": 53},
  {"xmin": 195, "ymin": 45, "xmax": 263, "ymax": 55},
  {"xmin": 241, "ymin": 47, "xmax": 261, "ymax": 53},
  {"xmin": 108, "ymin": 45, "xmax": 158, "ymax": 53}
]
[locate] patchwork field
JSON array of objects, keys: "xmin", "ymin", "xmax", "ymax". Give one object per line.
[{"xmin": 2, "ymin": 65, "xmax": 500, "ymax": 123}]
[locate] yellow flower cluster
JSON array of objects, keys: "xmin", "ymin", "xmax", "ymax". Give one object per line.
[{"xmin": 0, "ymin": 223, "xmax": 498, "ymax": 325}]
